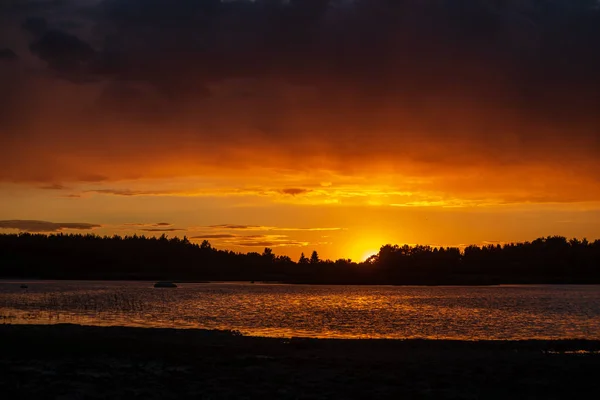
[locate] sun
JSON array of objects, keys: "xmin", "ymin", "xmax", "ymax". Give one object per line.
[
  {"xmin": 343, "ymin": 231, "xmax": 389, "ymax": 262},
  {"xmin": 361, "ymin": 249, "xmax": 379, "ymax": 262},
  {"xmin": 345, "ymin": 244, "xmax": 380, "ymax": 262}
]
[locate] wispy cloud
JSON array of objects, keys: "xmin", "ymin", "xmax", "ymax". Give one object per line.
[
  {"xmin": 191, "ymin": 234, "xmax": 262, "ymax": 239},
  {"xmin": 206, "ymin": 224, "xmax": 264, "ymax": 230},
  {"xmin": 279, "ymin": 227, "xmax": 344, "ymax": 232},
  {"xmin": 0, "ymin": 220, "xmax": 101, "ymax": 233},
  {"xmin": 139, "ymin": 228, "xmax": 183, "ymax": 232},
  {"xmin": 190, "ymin": 233, "xmax": 310, "ymax": 248},
  {"xmin": 39, "ymin": 183, "xmax": 69, "ymax": 190},
  {"xmin": 81, "ymin": 187, "xmax": 315, "ymax": 198},
  {"xmin": 123, "ymin": 222, "xmax": 173, "ymax": 227},
  {"xmin": 121, "ymin": 222, "xmax": 181, "ymax": 232},
  {"xmin": 88, "ymin": 189, "xmax": 170, "ymax": 197},
  {"xmin": 205, "ymin": 224, "xmax": 342, "ymax": 232},
  {"xmin": 57, "ymin": 183, "xmax": 593, "ymax": 209},
  {"xmin": 279, "ymin": 188, "xmax": 312, "ymax": 196},
  {"xmin": 232, "ymin": 240, "xmax": 309, "ymax": 248}
]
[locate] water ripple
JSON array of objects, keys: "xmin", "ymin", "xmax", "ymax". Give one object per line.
[{"xmin": 1, "ymin": 281, "xmax": 599, "ymax": 340}]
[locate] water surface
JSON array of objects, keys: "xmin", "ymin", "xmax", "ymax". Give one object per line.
[{"xmin": 1, "ymin": 281, "xmax": 599, "ymax": 340}]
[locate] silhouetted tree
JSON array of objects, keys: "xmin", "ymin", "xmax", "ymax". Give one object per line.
[
  {"xmin": 310, "ymin": 250, "xmax": 320, "ymax": 264},
  {"xmin": 1, "ymin": 233, "xmax": 599, "ymax": 284},
  {"xmin": 276, "ymin": 255, "xmax": 292, "ymax": 263},
  {"xmin": 298, "ymin": 252, "xmax": 308, "ymax": 265},
  {"xmin": 262, "ymin": 247, "xmax": 275, "ymax": 263}
]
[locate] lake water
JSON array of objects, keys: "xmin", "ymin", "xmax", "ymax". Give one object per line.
[{"xmin": 1, "ymin": 281, "xmax": 599, "ymax": 340}]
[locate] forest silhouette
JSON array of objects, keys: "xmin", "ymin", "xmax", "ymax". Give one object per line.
[{"xmin": 1, "ymin": 233, "xmax": 599, "ymax": 284}]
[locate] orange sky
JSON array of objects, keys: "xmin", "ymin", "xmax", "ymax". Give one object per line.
[{"xmin": 1, "ymin": 1, "xmax": 600, "ymax": 260}]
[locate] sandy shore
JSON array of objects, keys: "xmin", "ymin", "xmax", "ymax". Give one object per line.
[{"xmin": 1, "ymin": 324, "xmax": 600, "ymax": 399}]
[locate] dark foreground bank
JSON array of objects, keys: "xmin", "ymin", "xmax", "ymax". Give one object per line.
[{"xmin": 1, "ymin": 325, "xmax": 600, "ymax": 399}]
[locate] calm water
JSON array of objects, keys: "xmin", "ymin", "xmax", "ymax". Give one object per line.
[{"xmin": 1, "ymin": 281, "xmax": 599, "ymax": 340}]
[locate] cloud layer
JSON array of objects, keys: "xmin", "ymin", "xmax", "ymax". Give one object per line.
[
  {"xmin": 0, "ymin": 220, "xmax": 101, "ymax": 232},
  {"xmin": 1, "ymin": 1, "xmax": 599, "ymax": 204}
]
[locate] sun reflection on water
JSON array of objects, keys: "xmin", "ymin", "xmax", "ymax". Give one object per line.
[{"xmin": 1, "ymin": 282, "xmax": 600, "ymax": 340}]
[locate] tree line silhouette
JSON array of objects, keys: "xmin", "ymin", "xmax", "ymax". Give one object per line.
[{"xmin": 1, "ymin": 233, "xmax": 599, "ymax": 284}]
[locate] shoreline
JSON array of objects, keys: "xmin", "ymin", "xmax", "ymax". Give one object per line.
[
  {"xmin": 2, "ymin": 321, "xmax": 600, "ymax": 342},
  {"xmin": 2, "ymin": 324, "xmax": 600, "ymax": 399},
  {"xmin": 3, "ymin": 322, "xmax": 600, "ymax": 347},
  {"xmin": 3, "ymin": 278, "xmax": 600, "ymax": 286}
]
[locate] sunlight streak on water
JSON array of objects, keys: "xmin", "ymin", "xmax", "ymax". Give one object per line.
[{"xmin": 1, "ymin": 282, "xmax": 600, "ymax": 340}]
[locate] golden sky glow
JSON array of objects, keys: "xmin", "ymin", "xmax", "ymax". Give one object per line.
[{"xmin": 1, "ymin": 1, "xmax": 600, "ymax": 260}]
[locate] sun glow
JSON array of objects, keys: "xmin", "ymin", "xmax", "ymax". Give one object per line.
[
  {"xmin": 344, "ymin": 236, "xmax": 388, "ymax": 262},
  {"xmin": 341, "ymin": 230, "xmax": 393, "ymax": 262},
  {"xmin": 361, "ymin": 249, "xmax": 379, "ymax": 262}
]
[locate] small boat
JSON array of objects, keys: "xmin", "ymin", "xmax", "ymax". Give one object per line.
[
  {"xmin": 20, "ymin": 284, "xmax": 28, "ymax": 289},
  {"xmin": 154, "ymin": 281, "xmax": 177, "ymax": 288}
]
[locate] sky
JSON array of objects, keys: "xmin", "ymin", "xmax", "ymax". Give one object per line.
[{"xmin": 1, "ymin": 0, "xmax": 600, "ymax": 261}]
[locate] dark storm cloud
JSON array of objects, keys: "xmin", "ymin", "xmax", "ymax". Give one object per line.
[
  {"xmin": 2, "ymin": 1, "xmax": 74, "ymax": 13},
  {"xmin": 69, "ymin": 1, "xmax": 600, "ymax": 89},
  {"xmin": 15, "ymin": 0, "xmax": 597, "ymax": 133},
  {"xmin": 0, "ymin": 49, "xmax": 18, "ymax": 60},
  {"xmin": 29, "ymin": 29, "xmax": 96, "ymax": 75},
  {"xmin": 2, "ymin": 0, "xmax": 600, "ymax": 198},
  {"xmin": 22, "ymin": 17, "xmax": 48, "ymax": 36},
  {"xmin": 0, "ymin": 220, "xmax": 101, "ymax": 232},
  {"xmin": 57, "ymin": 20, "xmax": 82, "ymax": 30}
]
